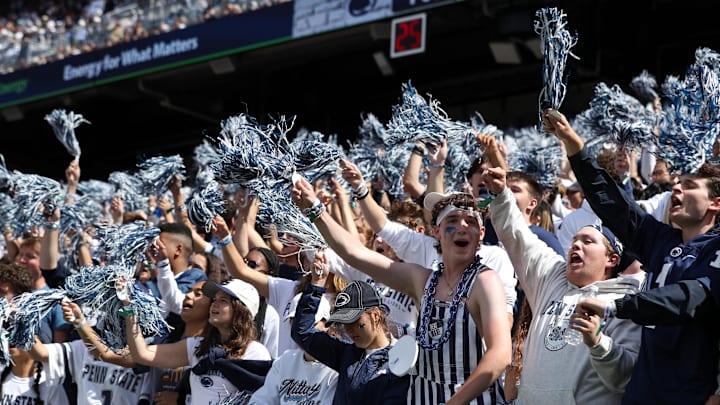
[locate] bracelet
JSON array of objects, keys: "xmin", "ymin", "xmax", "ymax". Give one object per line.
[
  {"xmin": 352, "ymin": 184, "xmax": 370, "ymax": 200},
  {"xmin": 45, "ymin": 221, "xmax": 60, "ymax": 230},
  {"xmin": 302, "ymin": 199, "xmax": 326, "ymax": 222},
  {"xmin": 73, "ymin": 319, "xmax": 86, "ymax": 329},
  {"xmin": 118, "ymin": 306, "xmax": 134, "ymax": 317},
  {"xmin": 217, "ymin": 235, "xmax": 233, "ymax": 248},
  {"xmin": 411, "ymin": 145, "xmax": 424, "ymax": 156},
  {"xmin": 427, "ymin": 161, "xmax": 445, "ymax": 169},
  {"xmin": 165, "ymin": 208, "xmax": 173, "ymax": 214},
  {"xmin": 308, "ymin": 205, "xmax": 326, "ymax": 222},
  {"xmin": 175, "ymin": 204, "xmax": 187, "ymax": 211}
]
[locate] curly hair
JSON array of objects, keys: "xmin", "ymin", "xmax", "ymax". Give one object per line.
[
  {"xmin": 195, "ymin": 297, "xmax": 256, "ymax": 359},
  {"xmin": 506, "ymin": 297, "xmax": 532, "ymax": 399},
  {"xmin": 430, "ymin": 193, "xmax": 479, "ymax": 226},
  {"xmin": 430, "ymin": 193, "xmax": 482, "ymax": 253},
  {"xmin": 0, "ymin": 262, "xmax": 33, "ymax": 294},
  {"xmin": 389, "ymin": 200, "xmax": 426, "ymax": 231}
]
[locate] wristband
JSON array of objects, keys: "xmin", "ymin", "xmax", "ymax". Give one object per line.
[
  {"xmin": 217, "ymin": 235, "xmax": 233, "ymax": 248},
  {"xmin": 352, "ymin": 184, "xmax": 370, "ymax": 201},
  {"xmin": 204, "ymin": 243, "xmax": 216, "ymax": 255},
  {"xmin": 45, "ymin": 221, "xmax": 60, "ymax": 230},
  {"xmin": 165, "ymin": 208, "xmax": 173, "ymax": 214},
  {"xmin": 156, "ymin": 258, "xmax": 170, "ymax": 268},
  {"xmin": 427, "ymin": 161, "xmax": 445, "ymax": 169},
  {"xmin": 73, "ymin": 319, "xmax": 86, "ymax": 329},
  {"xmin": 175, "ymin": 204, "xmax": 187, "ymax": 211},
  {"xmin": 302, "ymin": 199, "xmax": 326, "ymax": 222}
]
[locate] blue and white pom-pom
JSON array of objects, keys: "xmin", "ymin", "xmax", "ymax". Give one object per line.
[
  {"xmin": 136, "ymin": 154, "xmax": 187, "ymax": 197},
  {"xmin": 187, "ymin": 181, "xmax": 227, "ymax": 233},
  {"xmin": 0, "ymin": 154, "xmax": 16, "ymax": 191},
  {"xmin": 8, "ymin": 288, "xmax": 68, "ymax": 350},
  {"xmin": 44, "ymin": 109, "xmax": 90, "ymax": 160},
  {"xmin": 291, "ymin": 131, "xmax": 343, "ymax": 185},
  {"xmin": 508, "ymin": 145, "xmax": 564, "ymax": 189},
  {"xmin": 77, "ymin": 179, "xmax": 116, "ymax": 207},
  {"xmin": 629, "ymin": 70, "xmax": 659, "ymax": 105},
  {"xmin": 378, "ymin": 145, "xmax": 413, "ymax": 200},
  {"xmin": 573, "ymin": 82, "xmax": 658, "ymax": 151},
  {"xmin": 254, "ymin": 183, "xmax": 328, "ymax": 260},
  {"xmin": 8, "ymin": 173, "xmax": 63, "ymax": 236},
  {"xmin": 108, "ymin": 170, "xmax": 146, "ymax": 212},
  {"xmin": 210, "ymin": 113, "xmax": 292, "ymax": 185},
  {"xmin": 63, "ymin": 264, "xmax": 170, "ymax": 351},
  {"xmin": 385, "ymin": 81, "xmax": 455, "ymax": 149},
  {"xmin": 93, "ymin": 221, "xmax": 160, "ymax": 269},
  {"xmin": 655, "ymin": 48, "xmax": 720, "ymax": 174},
  {"xmin": 502, "ymin": 125, "xmax": 559, "ymax": 165},
  {"xmin": 534, "ymin": 7, "xmax": 579, "ymax": 130}
]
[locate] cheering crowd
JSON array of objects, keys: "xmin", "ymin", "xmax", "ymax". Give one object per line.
[{"xmin": 2, "ymin": 3, "xmax": 720, "ymax": 405}]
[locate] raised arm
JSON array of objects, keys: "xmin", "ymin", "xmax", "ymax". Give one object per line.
[
  {"xmin": 169, "ymin": 175, "xmax": 207, "ymax": 253},
  {"xmin": 421, "ymin": 140, "xmax": 448, "ymax": 194},
  {"xmin": 327, "ymin": 176, "xmax": 359, "ymax": 240},
  {"xmin": 152, "ymin": 240, "xmax": 184, "ymax": 315},
  {"xmin": 65, "ymin": 159, "xmax": 80, "ymax": 204},
  {"xmin": 212, "ymin": 215, "xmax": 270, "ymax": 298},
  {"xmin": 122, "ymin": 291, "xmax": 189, "ymax": 369},
  {"xmin": 475, "ymin": 133, "xmax": 509, "ymax": 172},
  {"xmin": 109, "ymin": 196, "xmax": 125, "ymax": 225},
  {"xmin": 340, "ymin": 159, "xmax": 388, "ymax": 233},
  {"xmin": 291, "ymin": 176, "xmax": 428, "ymax": 300},
  {"xmin": 234, "ymin": 189, "xmax": 269, "ymax": 255},
  {"xmin": 543, "ymin": 108, "xmax": 647, "ymax": 244},
  {"xmin": 403, "ymin": 144, "xmax": 427, "ymax": 199},
  {"xmin": 39, "ymin": 205, "xmax": 60, "ymax": 270},
  {"xmin": 62, "ymin": 300, "xmax": 136, "ymax": 367}
]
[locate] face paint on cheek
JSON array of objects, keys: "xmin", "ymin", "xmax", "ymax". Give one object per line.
[{"xmin": 444, "ymin": 226, "xmax": 457, "ymax": 235}]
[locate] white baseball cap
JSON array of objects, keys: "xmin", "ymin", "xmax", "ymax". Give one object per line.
[{"xmin": 202, "ymin": 279, "xmax": 260, "ymax": 318}]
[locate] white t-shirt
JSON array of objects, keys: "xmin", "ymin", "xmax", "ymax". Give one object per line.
[
  {"xmin": 261, "ymin": 303, "xmax": 280, "ymax": 359},
  {"xmin": 1, "ymin": 370, "xmax": 69, "ymax": 405},
  {"xmin": 45, "ymin": 338, "xmax": 147, "ymax": 405},
  {"xmin": 248, "ymin": 348, "xmax": 338, "ymax": 405},
  {"xmin": 185, "ymin": 336, "xmax": 271, "ymax": 405},
  {"xmin": 268, "ymin": 277, "xmax": 331, "ymax": 356}
]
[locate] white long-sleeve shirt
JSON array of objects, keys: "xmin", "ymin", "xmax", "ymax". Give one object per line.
[{"xmin": 490, "ymin": 187, "xmax": 642, "ymax": 405}]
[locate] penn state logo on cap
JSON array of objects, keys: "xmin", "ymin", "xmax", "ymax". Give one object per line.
[{"xmin": 335, "ymin": 292, "xmax": 351, "ymax": 308}]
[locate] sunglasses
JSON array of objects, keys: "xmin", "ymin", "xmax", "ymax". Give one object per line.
[{"xmin": 243, "ymin": 257, "xmax": 258, "ymax": 270}]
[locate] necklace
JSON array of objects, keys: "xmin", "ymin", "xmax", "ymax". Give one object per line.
[
  {"xmin": 443, "ymin": 272, "xmax": 458, "ymax": 296},
  {"xmin": 416, "ymin": 256, "xmax": 483, "ymax": 350}
]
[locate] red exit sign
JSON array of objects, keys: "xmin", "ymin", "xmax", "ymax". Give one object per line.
[{"xmin": 390, "ymin": 13, "xmax": 426, "ymax": 58}]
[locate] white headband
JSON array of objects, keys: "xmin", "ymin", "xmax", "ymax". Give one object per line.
[{"xmin": 435, "ymin": 204, "xmax": 480, "ymax": 226}]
